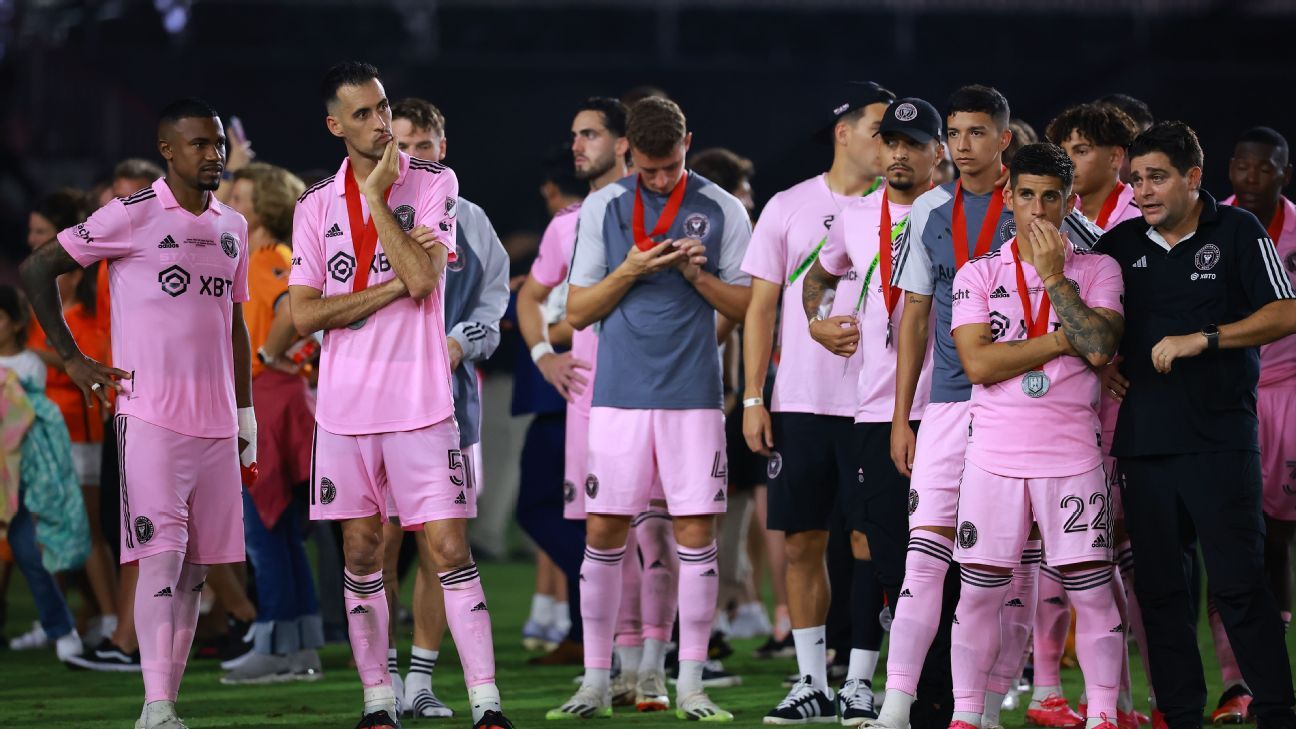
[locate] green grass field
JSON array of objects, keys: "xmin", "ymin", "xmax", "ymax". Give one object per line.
[{"xmin": 0, "ymin": 559, "xmax": 1289, "ymax": 728}]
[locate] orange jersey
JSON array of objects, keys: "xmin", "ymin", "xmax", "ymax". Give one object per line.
[
  {"xmin": 247, "ymin": 243, "xmax": 293, "ymax": 379},
  {"xmin": 28, "ymin": 302, "xmax": 109, "ymax": 442}
]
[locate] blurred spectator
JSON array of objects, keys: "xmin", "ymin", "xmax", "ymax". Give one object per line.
[
  {"xmin": 1005, "ymin": 117, "xmax": 1039, "ymax": 166},
  {"xmin": 689, "ymin": 148, "xmax": 756, "ymax": 217}
]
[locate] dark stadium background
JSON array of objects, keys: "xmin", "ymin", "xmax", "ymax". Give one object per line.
[{"xmin": 3, "ymin": 0, "xmax": 1295, "ymax": 270}]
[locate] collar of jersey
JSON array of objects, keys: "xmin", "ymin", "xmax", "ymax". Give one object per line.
[{"xmin": 151, "ymin": 177, "xmax": 224, "ymax": 215}]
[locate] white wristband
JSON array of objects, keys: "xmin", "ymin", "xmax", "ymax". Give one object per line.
[
  {"xmin": 742, "ymin": 397, "xmax": 764, "ymax": 409},
  {"xmin": 530, "ymin": 342, "xmax": 555, "ymax": 364},
  {"xmin": 237, "ymin": 407, "xmax": 257, "ymax": 466}
]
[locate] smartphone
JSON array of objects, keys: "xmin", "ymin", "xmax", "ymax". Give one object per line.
[{"xmin": 229, "ymin": 115, "xmax": 246, "ymax": 143}]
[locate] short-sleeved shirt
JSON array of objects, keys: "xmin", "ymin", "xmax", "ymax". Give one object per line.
[
  {"xmin": 290, "ymin": 153, "xmax": 459, "ymax": 436},
  {"xmin": 1094, "ymin": 189, "xmax": 1296, "ymax": 457},
  {"xmin": 531, "ymin": 203, "xmax": 600, "ymax": 415},
  {"xmin": 1222, "ymin": 194, "xmax": 1296, "ymax": 386},
  {"xmin": 819, "ymin": 188, "xmax": 934, "ymax": 423},
  {"xmin": 952, "ymin": 240, "xmax": 1124, "ymax": 477},
  {"xmin": 246, "ymin": 243, "xmax": 293, "ymax": 380},
  {"xmin": 57, "ymin": 178, "xmax": 249, "ymax": 439},
  {"xmin": 569, "ymin": 172, "xmax": 751, "ymax": 410},
  {"xmin": 894, "ymin": 182, "xmax": 1102, "ymax": 404},
  {"xmin": 739, "ymin": 175, "xmax": 863, "ymax": 417}
]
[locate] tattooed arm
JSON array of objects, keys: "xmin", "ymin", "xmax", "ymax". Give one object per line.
[
  {"xmin": 1044, "ymin": 277, "xmax": 1123, "ymax": 368},
  {"xmin": 801, "ymin": 259, "xmax": 858, "ymax": 356},
  {"xmin": 953, "ymin": 324, "xmax": 1077, "ymax": 385}
]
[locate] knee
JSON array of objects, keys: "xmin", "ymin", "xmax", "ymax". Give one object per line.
[
  {"xmin": 586, "ymin": 515, "xmax": 630, "ymax": 550},
  {"xmin": 423, "ymin": 532, "xmax": 472, "ymax": 572},
  {"xmin": 784, "ymin": 530, "xmax": 827, "ymax": 566},
  {"xmin": 673, "ymin": 516, "xmax": 716, "ymax": 549},
  {"xmin": 342, "ymin": 528, "xmax": 384, "ymax": 574}
]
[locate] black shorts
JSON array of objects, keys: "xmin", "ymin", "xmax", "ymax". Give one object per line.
[
  {"xmin": 766, "ymin": 412, "xmax": 855, "ymax": 533},
  {"xmin": 849, "ymin": 420, "xmax": 920, "ymax": 597},
  {"xmin": 725, "ymin": 406, "xmax": 767, "ymax": 491}
]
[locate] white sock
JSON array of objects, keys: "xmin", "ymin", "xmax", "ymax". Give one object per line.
[
  {"xmin": 555, "ymin": 601, "xmax": 572, "ymax": 631},
  {"xmin": 983, "ymin": 691, "xmax": 1005, "ymax": 726},
  {"xmin": 639, "ymin": 638, "xmax": 667, "ymax": 676},
  {"xmin": 584, "ymin": 667, "xmax": 612, "ymax": 692},
  {"xmin": 468, "ymin": 682, "xmax": 501, "ymax": 723},
  {"xmin": 1032, "ymin": 685, "xmax": 1064, "ymax": 705},
  {"xmin": 529, "ymin": 594, "xmax": 556, "ymax": 625},
  {"xmin": 406, "ymin": 645, "xmax": 437, "ymax": 696},
  {"xmin": 1086, "ymin": 719, "xmax": 1107, "ymax": 729},
  {"xmin": 676, "ymin": 659, "xmax": 705, "ymax": 697},
  {"xmin": 847, "ymin": 648, "xmax": 879, "ymax": 683},
  {"xmin": 615, "ymin": 645, "xmax": 642, "ymax": 678},
  {"xmin": 364, "ymin": 684, "xmax": 396, "ymax": 713},
  {"xmin": 953, "ymin": 711, "xmax": 982, "ymax": 727},
  {"xmin": 878, "ymin": 689, "xmax": 916, "ymax": 727},
  {"xmin": 101, "ymin": 614, "xmax": 119, "ymax": 637},
  {"xmin": 387, "ymin": 647, "xmax": 399, "ymax": 677},
  {"xmin": 792, "ymin": 626, "xmax": 828, "ymax": 691}
]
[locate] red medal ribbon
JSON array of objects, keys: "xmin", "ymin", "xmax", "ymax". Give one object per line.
[
  {"xmin": 632, "ymin": 173, "xmax": 689, "ymax": 251},
  {"xmin": 951, "ymin": 177, "xmax": 1006, "ymax": 269},
  {"xmin": 1267, "ymin": 205, "xmax": 1285, "ymax": 242},
  {"xmin": 343, "ymin": 171, "xmax": 392, "ymax": 293},
  {"xmin": 1095, "ymin": 182, "xmax": 1126, "ymax": 229},
  {"xmin": 1012, "ymin": 240, "xmax": 1053, "ymax": 339},
  {"xmin": 878, "ymin": 187, "xmax": 902, "ymax": 318}
]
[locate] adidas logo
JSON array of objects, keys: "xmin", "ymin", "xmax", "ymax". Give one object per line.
[
  {"xmin": 701, "ymin": 568, "xmax": 718, "ymax": 577},
  {"xmin": 649, "ymin": 559, "xmax": 666, "ymax": 569},
  {"xmin": 1091, "ymin": 533, "xmax": 1110, "ymax": 549},
  {"xmin": 815, "ymin": 638, "xmax": 825, "ymax": 645},
  {"xmin": 899, "ymin": 588, "xmax": 913, "ymax": 598},
  {"xmin": 154, "ymin": 586, "xmax": 173, "ymax": 598},
  {"xmin": 1044, "ymin": 596, "xmax": 1067, "ymax": 606},
  {"xmin": 350, "ymin": 605, "xmax": 369, "ymax": 615},
  {"xmin": 990, "ymin": 285, "xmax": 1010, "ymax": 299},
  {"xmin": 325, "ymin": 223, "xmax": 344, "ymax": 238},
  {"xmin": 713, "ymin": 489, "xmax": 726, "ymax": 502},
  {"xmin": 1005, "ymin": 598, "xmax": 1025, "ymax": 607},
  {"xmin": 192, "ymin": 581, "xmax": 206, "ymax": 592},
  {"xmin": 470, "ymin": 602, "xmax": 488, "ymax": 612},
  {"xmin": 454, "ymin": 491, "xmax": 467, "ymax": 505},
  {"xmin": 1132, "ymin": 256, "xmax": 1148, "ymax": 268},
  {"xmin": 1110, "ymin": 624, "xmax": 1125, "ymax": 633},
  {"xmin": 157, "ymin": 235, "xmax": 178, "ymax": 249}
]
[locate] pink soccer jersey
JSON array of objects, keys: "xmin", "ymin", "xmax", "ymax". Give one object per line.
[
  {"xmin": 951, "ymin": 240, "xmax": 1124, "ymax": 478},
  {"xmin": 819, "ymin": 188, "xmax": 934, "ymax": 423},
  {"xmin": 57, "ymin": 178, "xmax": 249, "ymax": 439},
  {"xmin": 1224, "ymin": 195, "xmax": 1296, "ymax": 385},
  {"xmin": 290, "ymin": 153, "xmax": 458, "ymax": 436},
  {"xmin": 530, "ymin": 203, "xmax": 599, "ymax": 414},
  {"xmin": 740, "ymin": 175, "xmax": 864, "ymax": 418}
]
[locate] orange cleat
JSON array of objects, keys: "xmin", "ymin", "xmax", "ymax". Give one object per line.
[
  {"xmin": 1028, "ymin": 696, "xmax": 1086, "ymax": 729},
  {"xmin": 1211, "ymin": 686, "xmax": 1253, "ymax": 725}
]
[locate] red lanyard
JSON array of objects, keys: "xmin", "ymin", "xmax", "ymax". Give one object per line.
[
  {"xmin": 951, "ymin": 178, "xmax": 1006, "ymax": 269},
  {"xmin": 343, "ymin": 172, "xmax": 392, "ymax": 292},
  {"xmin": 632, "ymin": 173, "xmax": 689, "ymax": 251},
  {"xmin": 1268, "ymin": 205, "xmax": 1285, "ymax": 241},
  {"xmin": 1011, "ymin": 240, "xmax": 1053, "ymax": 339},
  {"xmin": 878, "ymin": 188, "xmax": 903, "ymax": 318},
  {"xmin": 1095, "ymin": 182, "xmax": 1126, "ymax": 229}
]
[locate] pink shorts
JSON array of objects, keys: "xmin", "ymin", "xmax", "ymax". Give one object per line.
[
  {"xmin": 908, "ymin": 401, "xmax": 970, "ymax": 529},
  {"xmin": 309, "ymin": 417, "xmax": 473, "ymax": 529},
  {"xmin": 564, "ymin": 408, "xmax": 591, "ymax": 520},
  {"xmin": 385, "ymin": 441, "xmax": 480, "ymax": 527},
  {"xmin": 585, "ymin": 407, "xmax": 727, "ymax": 517},
  {"xmin": 956, "ymin": 461, "xmax": 1114, "ymax": 568},
  {"xmin": 116, "ymin": 415, "xmax": 243, "ymax": 564},
  {"xmin": 1259, "ymin": 383, "xmax": 1296, "ymax": 521}
]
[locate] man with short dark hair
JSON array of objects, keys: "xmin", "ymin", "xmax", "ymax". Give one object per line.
[
  {"xmin": 1095, "ymin": 120, "xmax": 1296, "ymax": 729},
  {"xmin": 22, "ymin": 97, "xmax": 253, "ymax": 729}
]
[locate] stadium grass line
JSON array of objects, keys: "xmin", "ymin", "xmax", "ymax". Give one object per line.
[{"xmin": 1, "ymin": 560, "xmax": 1281, "ymax": 727}]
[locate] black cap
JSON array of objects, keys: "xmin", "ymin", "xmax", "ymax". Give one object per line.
[
  {"xmin": 814, "ymin": 81, "xmax": 896, "ymax": 144},
  {"xmin": 876, "ymin": 97, "xmax": 942, "ymax": 145}
]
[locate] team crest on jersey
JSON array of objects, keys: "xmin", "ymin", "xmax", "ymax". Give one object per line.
[
  {"xmin": 585, "ymin": 474, "xmax": 599, "ymax": 499},
  {"xmin": 328, "ymin": 251, "xmax": 356, "ymax": 283},
  {"xmin": 998, "ymin": 218, "xmax": 1016, "ymax": 241},
  {"xmin": 957, "ymin": 520, "xmax": 978, "ymax": 548},
  {"xmin": 134, "ymin": 516, "xmax": 155, "ymax": 545},
  {"xmin": 908, "ymin": 488, "xmax": 919, "ymax": 515},
  {"xmin": 1194, "ymin": 243, "xmax": 1221, "ymax": 271},
  {"xmin": 563, "ymin": 480, "xmax": 576, "ymax": 504},
  {"xmin": 893, "ymin": 102, "xmax": 918, "ymax": 121},
  {"xmin": 220, "ymin": 232, "xmax": 239, "ymax": 259},
  {"xmin": 319, "ymin": 477, "xmax": 337, "ymax": 505},
  {"xmin": 445, "ymin": 196, "xmax": 458, "ymax": 218},
  {"xmin": 394, "ymin": 204, "xmax": 416, "ymax": 232},
  {"xmin": 767, "ymin": 451, "xmax": 783, "ymax": 480},
  {"xmin": 158, "ymin": 265, "xmax": 191, "ymax": 297},
  {"xmin": 683, "ymin": 213, "xmax": 711, "ymax": 240}
]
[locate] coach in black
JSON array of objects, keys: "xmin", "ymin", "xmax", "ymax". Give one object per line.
[{"xmin": 1096, "ymin": 121, "xmax": 1296, "ymax": 729}]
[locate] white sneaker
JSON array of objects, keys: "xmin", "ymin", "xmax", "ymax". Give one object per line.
[
  {"xmin": 409, "ymin": 687, "xmax": 454, "ymax": 718},
  {"xmin": 546, "ymin": 684, "xmax": 613, "ymax": 720},
  {"xmin": 135, "ymin": 700, "xmax": 188, "ymax": 729},
  {"xmin": 392, "ymin": 672, "xmax": 406, "ymax": 717},
  {"xmin": 636, "ymin": 672, "xmax": 670, "ymax": 712},
  {"xmin": 220, "ymin": 652, "xmax": 293, "ymax": 685},
  {"xmin": 1001, "ymin": 688, "xmax": 1020, "ymax": 712},
  {"xmin": 9, "ymin": 621, "xmax": 49, "ymax": 651},
  {"xmin": 729, "ymin": 602, "xmax": 773, "ymax": 639},
  {"xmin": 677, "ymin": 690, "xmax": 734, "ymax": 722},
  {"xmin": 55, "ymin": 629, "xmax": 83, "ymax": 661},
  {"xmin": 287, "ymin": 649, "xmax": 324, "ymax": 682},
  {"xmin": 611, "ymin": 669, "xmax": 639, "ymax": 706}
]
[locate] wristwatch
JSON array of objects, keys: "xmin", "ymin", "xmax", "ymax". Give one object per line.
[{"xmin": 1201, "ymin": 324, "xmax": 1220, "ymax": 351}]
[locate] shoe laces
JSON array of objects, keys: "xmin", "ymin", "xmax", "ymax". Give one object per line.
[
  {"xmin": 568, "ymin": 684, "xmax": 608, "ymax": 707},
  {"xmin": 776, "ymin": 677, "xmax": 821, "ymax": 709},
  {"xmin": 1041, "ymin": 695, "xmax": 1072, "ymax": 710},
  {"xmin": 840, "ymin": 680, "xmax": 874, "ymax": 709}
]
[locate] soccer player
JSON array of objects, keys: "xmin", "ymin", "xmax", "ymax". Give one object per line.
[
  {"xmin": 1095, "ymin": 121, "xmax": 1296, "ymax": 729},
  {"xmin": 804, "ymin": 96, "xmax": 945, "ymax": 725},
  {"xmin": 288, "ymin": 62, "xmax": 510, "ymax": 729},
  {"xmin": 1206, "ymin": 126, "xmax": 1296, "ymax": 724},
  {"xmin": 382, "ymin": 96, "xmax": 510, "ymax": 719},
  {"xmin": 949, "ymin": 142, "xmax": 1126, "ymax": 729},
  {"xmin": 738, "ymin": 81, "xmax": 894, "ymax": 724},
  {"xmin": 1047, "ymin": 105, "xmax": 1142, "ymax": 231},
  {"xmin": 547, "ymin": 96, "xmax": 751, "ymax": 722},
  {"xmin": 21, "ymin": 98, "xmax": 253, "ymax": 729},
  {"xmin": 878, "ymin": 85, "xmax": 1101, "ymax": 729}
]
